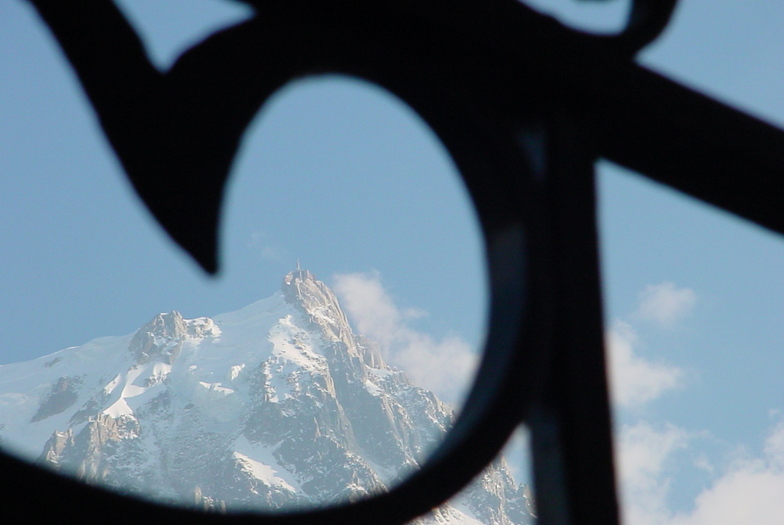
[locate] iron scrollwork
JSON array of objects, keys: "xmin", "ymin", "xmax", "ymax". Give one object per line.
[{"xmin": 6, "ymin": 1, "xmax": 784, "ymax": 524}]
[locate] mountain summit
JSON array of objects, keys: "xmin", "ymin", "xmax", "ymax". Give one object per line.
[{"xmin": 0, "ymin": 269, "xmax": 534, "ymax": 523}]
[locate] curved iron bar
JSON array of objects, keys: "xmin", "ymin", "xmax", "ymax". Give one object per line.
[
  {"xmin": 615, "ymin": 0, "xmax": 679, "ymax": 53},
  {"xmin": 6, "ymin": 0, "xmax": 784, "ymax": 524},
  {"xmin": 595, "ymin": 0, "xmax": 679, "ymax": 54},
  {"xmin": 9, "ymin": 2, "xmax": 545, "ymax": 524}
]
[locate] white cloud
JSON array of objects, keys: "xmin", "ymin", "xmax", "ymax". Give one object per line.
[
  {"xmin": 611, "ymin": 282, "xmax": 784, "ymax": 524},
  {"xmin": 764, "ymin": 420, "xmax": 784, "ymax": 469},
  {"xmin": 618, "ymin": 420, "xmax": 784, "ymax": 525},
  {"xmin": 607, "ymin": 321, "xmax": 682, "ymax": 408},
  {"xmin": 671, "ymin": 468, "xmax": 784, "ymax": 525},
  {"xmin": 636, "ymin": 281, "xmax": 697, "ymax": 328},
  {"xmin": 609, "ymin": 280, "xmax": 688, "ymax": 522},
  {"xmin": 669, "ymin": 421, "xmax": 784, "ymax": 525},
  {"xmin": 616, "ymin": 421, "xmax": 689, "ymax": 525},
  {"xmin": 636, "ymin": 282, "xmax": 697, "ymax": 328},
  {"xmin": 332, "ymin": 272, "xmax": 477, "ymax": 406}
]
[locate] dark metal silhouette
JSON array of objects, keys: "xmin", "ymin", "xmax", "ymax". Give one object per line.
[{"xmin": 5, "ymin": 0, "xmax": 784, "ymax": 524}]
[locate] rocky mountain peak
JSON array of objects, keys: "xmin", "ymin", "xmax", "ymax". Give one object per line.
[
  {"xmin": 128, "ymin": 310, "xmax": 217, "ymax": 365},
  {"xmin": 281, "ymin": 267, "xmax": 323, "ymax": 307},
  {"xmin": 0, "ymin": 270, "xmax": 535, "ymax": 523},
  {"xmin": 282, "ymin": 267, "xmax": 354, "ymax": 346}
]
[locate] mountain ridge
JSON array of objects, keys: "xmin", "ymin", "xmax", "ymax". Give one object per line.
[{"xmin": 0, "ymin": 269, "xmax": 534, "ymax": 524}]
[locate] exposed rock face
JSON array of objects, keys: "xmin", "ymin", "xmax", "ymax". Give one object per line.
[
  {"xmin": 129, "ymin": 311, "xmax": 217, "ymax": 365},
  {"xmin": 31, "ymin": 375, "xmax": 83, "ymax": 422},
  {"xmin": 0, "ymin": 269, "xmax": 535, "ymax": 524}
]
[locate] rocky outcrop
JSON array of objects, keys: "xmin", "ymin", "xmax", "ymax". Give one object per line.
[
  {"xmin": 128, "ymin": 311, "xmax": 218, "ymax": 365},
  {"xmin": 31, "ymin": 375, "xmax": 83, "ymax": 422}
]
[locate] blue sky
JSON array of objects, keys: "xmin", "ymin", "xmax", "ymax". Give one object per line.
[
  {"xmin": 3, "ymin": 0, "xmax": 784, "ymax": 522},
  {"xmin": 595, "ymin": 1, "xmax": 784, "ymax": 523},
  {"xmin": 0, "ymin": 0, "xmax": 486, "ymax": 380}
]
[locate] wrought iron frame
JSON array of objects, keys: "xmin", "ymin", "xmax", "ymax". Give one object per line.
[{"xmin": 4, "ymin": 1, "xmax": 783, "ymax": 524}]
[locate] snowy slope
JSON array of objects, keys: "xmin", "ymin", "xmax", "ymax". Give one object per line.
[{"xmin": 0, "ymin": 269, "xmax": 534, "ymax": 524}]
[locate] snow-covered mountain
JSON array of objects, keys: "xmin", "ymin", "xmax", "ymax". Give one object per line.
[{"xmin": 0, "ymin": 268, "xmax": 534, "ymax": 524}]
